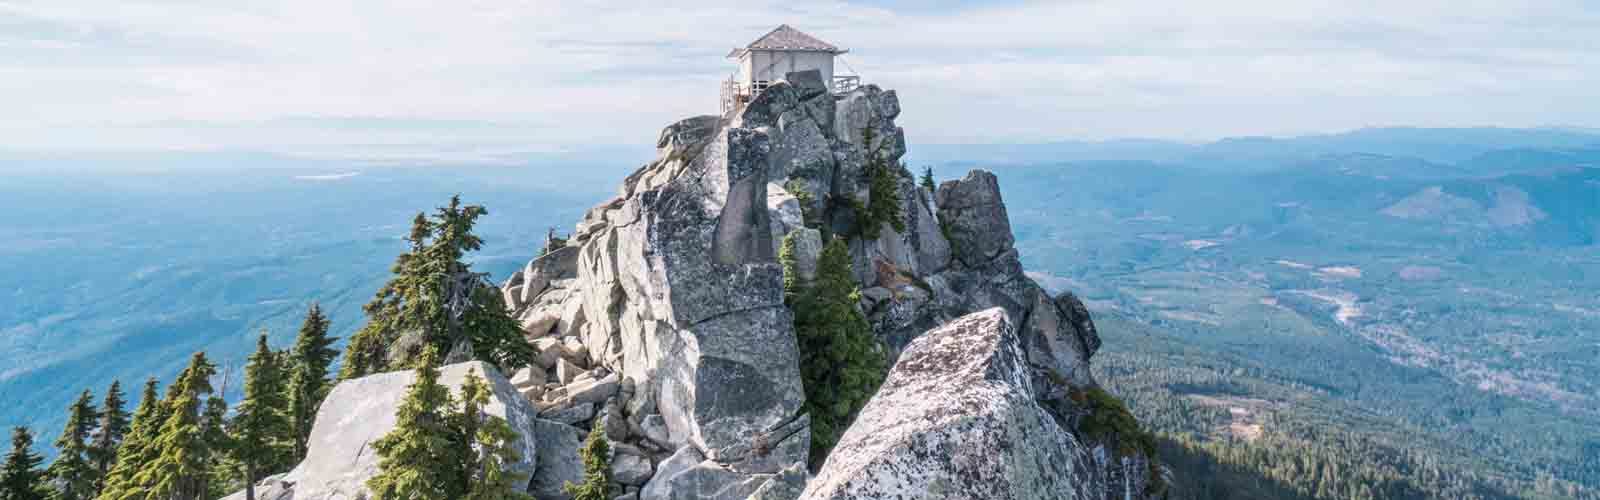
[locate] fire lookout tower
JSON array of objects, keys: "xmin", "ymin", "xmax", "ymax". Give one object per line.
[{"xmin": 721, "ymin": 24, "xmax": 861, "ymax": 114}]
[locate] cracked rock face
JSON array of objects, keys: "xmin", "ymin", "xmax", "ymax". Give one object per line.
[
  {"xmin": 237, "ymin": 68, "xmax": 1152, "ymax": 500},
  {"xmin": 799, "ymin": 308, "xmax": 1093, "ymax": 500},
  {"xmin": 496, "ymin": 70, "xmax": 1144, "ymax": 499},
  {"xmin": 220, "ymin": 362, "xmax": 541, "ymax": 500}
]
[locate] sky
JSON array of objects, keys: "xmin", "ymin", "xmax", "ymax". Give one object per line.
[{"xmin": 2, "ymin": 0, "xmax": 1599, "ymax": 161}]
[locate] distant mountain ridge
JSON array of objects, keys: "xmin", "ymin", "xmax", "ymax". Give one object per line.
[{"xmin": 909, "ymin": 126, "xmax": 1600, "ymax": 168}]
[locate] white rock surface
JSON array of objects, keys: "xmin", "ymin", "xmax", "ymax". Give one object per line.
[
  {"xmin": 221, "ymin": 362, "xmax": 540, "ymax": 500},
  {"xmin": 799, "ymin": 309, "xmax": 1095, "ymax": 500}
]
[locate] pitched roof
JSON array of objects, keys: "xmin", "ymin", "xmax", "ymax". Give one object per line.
[{"xmin": 742, "ymin": 24, "xmax": 843, "ymax": 53}]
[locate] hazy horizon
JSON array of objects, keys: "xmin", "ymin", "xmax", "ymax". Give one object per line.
[{"xmin": 4, "ymin": 0, "xmax": 1599, "ymax": 161}]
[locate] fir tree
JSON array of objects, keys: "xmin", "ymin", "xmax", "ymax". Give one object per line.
[
  {"xmin": 786, "ymin": 238, "xmax": 886, "ymax": 468},
  {"xmin": 198, "ymin": 394, "xmax": 231, "ymax": 500},
  {"xmin": 233, "ymin": 334, "xmax": 292, "ymax": 500},
  {"xmin": 87, "ymin": 382, "xmax": 128, "ymax": 497},
  {"xmin": 95, "ymin": 378, "xmax": 160, "ymax": 500},
  {"xmin": 458, "ymin": 369, "xmax": 530, "ymax": 500},
  {"xmin": 857, "ymin": 127, "xmax": 906, "ymax": 238},
  {"xmin": 134, "ymin": 352, "xmax": 218, "ymax": 500},
  {"xmin": 341, "ymin": 197, "xmax": 532, "ymax": 379},
  {"xmin": 561, "ymin": 421, "xmax": 611, "ymax": 500},
  {"xmin": 920, "ymin": 166, "xmax": 936, "ymax": 192},
  {"xmin": 47, "ymin": 390, "xmax": 98, "ymax": 500},
  {"xmin": 285, "ymin": 302, "xmax": 337, "ymax": 462},
  {"xmin": 365, "ymin": 348, "xmax": 463, "ymax": 500},
  {"xmin": 337, "ymin": 323, "xmax": 389, "ymax": 381},
  {"xmin": 1, "ymin": 427, "xmax": 47, "ymax": 500}
]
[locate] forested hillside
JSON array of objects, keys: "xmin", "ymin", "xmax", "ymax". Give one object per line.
[{"xmin": 927, "ymin": 135, "xmax": 1600, "ymax": 499}]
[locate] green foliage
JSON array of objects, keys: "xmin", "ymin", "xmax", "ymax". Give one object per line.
[
  {"xmin": 364, "ymin": 353, "xmax": 532, "ymax": 500},
  {"xmin": 341, "ymin": 196, "xmax": 533, "ymax": 379},
  {"xmin": 233, "ymin": 334, "xmax": 294, "ymax": 496},
  {"xmin": 1071, "ymin": 387, "xmax": 1157, "ymax": 459},
  {"xmin": 96, "ymin": 379, "xmax": 160, "ymax": 500},
  {"xmin": 783, "ymin": 179, "xmax": 822, "ymax": 231},
  {"xmin": 463, "ymin": 285, "xmax": 535, "ymax": 370},
  {"xmin": 366, "ymin": 348, "xmax": 462, "ymax": 500},
  {"xmin": 856, "ymin": 127, "xmax": 906, "ymax": 238},
  {"xmin": 337, "ymin": 323, "xmax": 390, "ymax": 381},
  {"xmin": 778, "ymin": 232, "xmax": 800, "ymax": 302},
  {"xmin": 920, "ymin": 166, "xmax": 936, "ymax": 193},
  {"xmin": 1, "ymin": 427, "xmax": 47, "ymax": 500},
  {"xmin": 199, "ymin": 395, "xmax": 231, "ymax": 500},
  {"xmin": 86, "ymin": 382, "xmax": 127, "ymax": 498},
  {"xmin": 47, "ymin": 390, "xmax": 98, "ymax": 500},
  {"xmin": 786, "ymin": 238, "xmax": 886, "ymax": 468},
  {"xmin": 562, "ymin": 421, "xmax": 611, "ymax": 500},
  {"xmin": 1093, "ymin": 319, "xmax": 1599, "ymax": 500},
  {"xmin": 133, "ymin": 352, "xmax": 221, "ymax": 500},
  {"xmin": 459, "ymin": 370, "xmax": 531, "ymax": 500},
  {"xmin": 285, "ymin": 303, "xmax": 338, "ymax": 461}
]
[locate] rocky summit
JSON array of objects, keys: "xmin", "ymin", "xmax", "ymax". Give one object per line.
[{"xmin": 241, "ymin": 70, "xmax": 1160, "ymax": 500}]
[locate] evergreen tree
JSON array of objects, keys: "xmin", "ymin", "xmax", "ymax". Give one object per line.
[
  {"xmin": 341, "ymin": 197, "xmax": 533, "ymax": 379},
  {"xmin": 198, "ymin": 394, "xmax": 230, "ymax": 500},
  {"xmin": 47, "ymin": 390, "xmax": 99, "ymax": 500},
  {"xmin": 365, "ymin": 348, "xmax": 463, "ymax": 500},
  {"xmin": 561, "ymin": 421, "xmax": 611, "ymax": 500},
  {"xmin": 1, "ymin": 427, "xmax": 46, "ymax": 500},
  {"xmin": 87, "ymin": 382, "xmax": 128, "ymax": 497},
  {"xmin": 337, "ymin": 324, "xmax": 389, "ymax": 381},
  {"xmin": 920, "ymin": 166, "xmax": 936, "ymax": 192},
  {"xmin": 96, "ymin": 379, "xmax": 160, "ymax": 500},
  {"xmin": 233, "ymin": 334, "xmax": 292, "ymax": 500},
  {"xmin": 134, "ymin": 352, "xmax": 218, "ymax": 500},
  {"xmin": 857, "ymin": 127, "xmax": 906, "ymax": 238},
  {"xmin": 786, "ymin": 238, "xmax": 886, "ymax": 468},
  {"xmin": 285, "ymin": 303, "xmax": 337, "ymax": 461},
  {"xmin": 458, "ymin": 369, "xmax": 530, "ymax": 500}
]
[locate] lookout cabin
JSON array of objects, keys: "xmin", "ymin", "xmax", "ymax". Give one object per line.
[{"xmin": 721, "ymin": 24, "xmax": 861, "ymax": 114}]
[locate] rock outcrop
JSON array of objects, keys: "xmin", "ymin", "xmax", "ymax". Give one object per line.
[
  {"xmin": 489, "ymin": 70, "xmax": 1157, "ymax": 499},
  {"xmin": 220, "ymin": 362, "xmax": 543, "ymax": 500},
  {"xmin": 241, "ymin": 69, "xmax": 1156, "ymax": 500},
  {"xmin": 799, "ymin": 308, "xmax": 1094, "ymax": 500}
]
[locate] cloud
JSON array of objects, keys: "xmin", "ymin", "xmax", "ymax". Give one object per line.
[{"xmin": 1, "ymin": 0, "xmax": 1597, "ymax": 155}]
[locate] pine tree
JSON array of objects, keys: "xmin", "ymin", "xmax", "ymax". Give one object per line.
[
  {"xmin": 562, "ymin": 421, "xmax": 611, "ymax": 500},
  {"xmin": 1, "ymin": 427, "xmax": 47, "ymax": 500},
  {"xmin": 96, "ymin": 378, "xmax": 160, "ymax": 500},
  {"xmin": 365, "ymin": 348, "xmax": 463, "ymax": 500},
  {"xmin": 47, "ymin": 390, "xmax": 99, "ymax": 500},
  {"xmin": 284, "ymin": 302, "xmax": 337, "ymax": 462},
  {"xmin": 788, "ymin": 238, "xmax": 886, "ymax": 468},
  {"xmin": 920, "ymin": 166, "xmax": 936, "ymax": 192},
  {"xmin": 458, "ymin": 369, "xmax": 530, "ymax": 500},
  {"xmin": 233, "ymin": 334, "xmax": 292, "ymax": 500},
  {"xmin": 87, "ymin": 382, "xmax": 128, "ymax": 497},
  {"xmin": 134, "ymin": 352, "xmax": 218, "ymax": 500},
  {"xmin": 341, "ymin": 197, "xmax": 532, "ymax": 379}
]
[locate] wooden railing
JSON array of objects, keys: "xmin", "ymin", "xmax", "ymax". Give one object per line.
[
  {"xmin": 721, "ymin": 74, "xmax": 865, "ymax": 114},
  {"xmin": 832, "ymin": 75, "xmax": 861, "ymax": 94}
]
